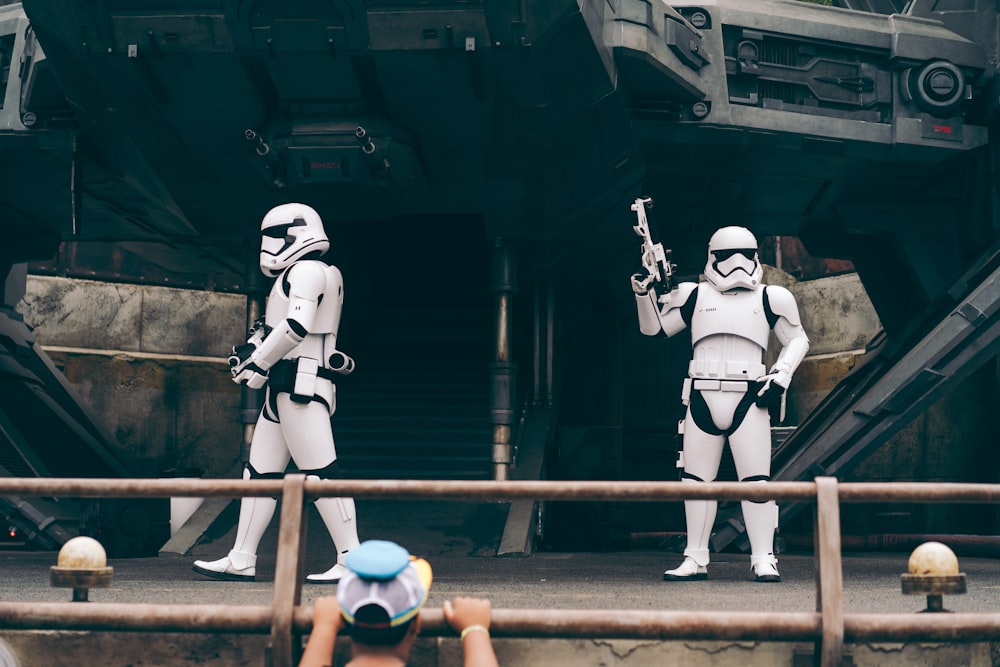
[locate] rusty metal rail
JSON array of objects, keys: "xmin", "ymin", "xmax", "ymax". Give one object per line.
[
  {"xmin": 2, "ymin": 602, "xmax": 999, "ymax": 641},
  {"xmin": 1, "ymin": 477, "xmax": 999, "ymax": 667},
  {"xmin": 3, "ymin": 476, "xmax": 1000, "ymax": 502}
]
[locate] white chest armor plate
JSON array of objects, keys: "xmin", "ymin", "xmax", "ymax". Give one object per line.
[{"xmin": 690, "ymin": 284, "xmax": 771, "ymax": 350}]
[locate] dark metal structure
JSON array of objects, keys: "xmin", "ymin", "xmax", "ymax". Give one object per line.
[{"xmin": 0, "ymin": 0, "xmax": 998, "ymax": 549}]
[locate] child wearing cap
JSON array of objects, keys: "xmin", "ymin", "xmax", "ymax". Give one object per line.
[{"xmin": 299, "ymin": 540, "xmax": 499, "ymax": 667}]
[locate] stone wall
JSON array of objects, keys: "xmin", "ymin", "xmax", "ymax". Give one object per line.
[
  {"xmin": 4, "ymin": 632, "xmax": 996, "ymax": 667},
  {"xmin": 16, "ymin": 275, "xmax": 245, "ymax": 477},
  {"xmin": 764, "ymin": 268, "xmax": 882, "ymax": 425}
]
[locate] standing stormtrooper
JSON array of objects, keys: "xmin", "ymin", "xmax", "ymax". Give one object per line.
[
  {"xmin": 632, "ymin": 224, "xmax": 809, "ymax": 583},
  {"xmin": 193, "ymin": 202, "xmax": 360, "ymax": 584}
]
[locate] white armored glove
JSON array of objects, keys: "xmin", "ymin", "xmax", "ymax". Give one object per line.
[
  {"xmin": 631, "ymin": 271, "xmax": 652, "ymax": 296},
  {"xmin": 231, "ymin": 358, "xmax": 268, "ymax": 389},
  {"xmin": 755, "ymin": 369, "xmax": 791, "ymax": 410},
  {"xmin": 632, "ymin": 267, "xmax": 676, "ymax": 304},
  {"xmin": 228, "ymin": 318, "xmax": 271, "ymax": 389}
]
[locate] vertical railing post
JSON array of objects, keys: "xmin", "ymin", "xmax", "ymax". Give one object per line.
[
  {"xmin": 269, "ymin": 474, "xmax": 307, "ymax": 667},
  {"xmin": 814, "ymin": 476, "xmax": 844, "ymax": 667}
]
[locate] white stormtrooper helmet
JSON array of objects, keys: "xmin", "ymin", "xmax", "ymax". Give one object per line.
[
  {"xmin": 703, "ymin": 226, "xmax": 762, "ymax": 291},
  {"xmin": 259, "ymin": 203, "xmax": 330, "ymax": 277}
]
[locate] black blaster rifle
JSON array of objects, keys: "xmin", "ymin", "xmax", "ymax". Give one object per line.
[
  {"xmin": 630, "ymin": 197, "xmax": 676, "ymax": 296},
  {"xmin": 228, "ymin": 318, "xmax": 272, "ymax": 369}
]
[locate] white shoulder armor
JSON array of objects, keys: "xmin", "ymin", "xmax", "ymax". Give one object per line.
[
  {"xmin": 671, "ymin": 281, "xmax": 699, "ymax": 309},
  {"xmin": 636, "ymin": 281, "xmax": 698, "ymax": 337},
  {"xmin": 765, "ymin": 285, "xmax": 803, "ymax": 327},
  {"xmin": 285, "ymin": 260, "xmax": 329, "ymax": 299},
  {"xmin": 652, "ymin": 281, "xmax": 699, "ymax": 337}
]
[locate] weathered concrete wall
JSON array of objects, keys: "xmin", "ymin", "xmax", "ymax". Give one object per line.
[
  {"xmin": 4, "ymin": 631, "xmax": 997, "ymax": 667},
  {"xmin": 792, "ymin": 271, "xmax": 883, "ymax": 356},
  {"xmin": 15, "ymin": 275, "xmax": 243, "ymax": 357},
  {"xmin": 16, "ymin": 275, "xmax": 245, "ymax": 477},
  {"xmin": 765, "ymin": 268, "xmax": 883, "ymax": 424}
]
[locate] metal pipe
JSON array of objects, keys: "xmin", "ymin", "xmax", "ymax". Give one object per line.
[
  {"xmin": 814, "ymin": 477, "xmax": 844, "ymax": 666},
  {"xmin": 0, "ymin": 604, "xmax": 825, "ymax": 641},
  {"xmin": 0, "ymin": 602, "xmax": 278, "ymax": 633},
  {"xmin": 303, "ymin": 479, "xmax": 822, "ymax": 502},
  {"xmin": 270, "ymin": 475, "xmax": 307, "ymax": 667},
  {"xmin": 1, "ymin": 478, "xmax": 999, "ymax": 504},
  {"xmin": 0, "ymin": 478, "xmax": 822, "ymax": 501},
  {"xmin": 843, "ymin": 613, "xmax": 1000, "ymax": 642},
  {"xmin": 490, "ymin": 237, "xmax": 517, "ymax": 480},
  {"xmin": 836, "ymin": 482, "xmax": 1000, "ymax": 503},
  {"xmin": 3, "ymin": 603, "xmax": 999, "ymax": 643}
]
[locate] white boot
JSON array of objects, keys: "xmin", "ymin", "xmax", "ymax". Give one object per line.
[
  {"xmin": 192, "ymin": 549, "xmax": 257, "ymax": 581},
  {"xmin": 192, "ymin": 479, "xmax": 276, "ymax": 581},
  {"xmin": 305, "ymin": 561, "xmax": 350, "ymax": 584},
  {"xmin": 664, "ymin": 489, "xmax": 715, "ymax": 581},
  {"xmin": 663, "ymin": 548, "xmax": 709, "ymax": 581},
  {"xmin": 306, "ymin": 497, "xmax": 360, "ymax": 584},
  {"xmin": 663, "ymin": 557, "xmax": 708, "ymax": 581},
  {"xmin": 742, "ymin": 494, "xmax": 781, "ymax": 582},
  {"xmin": 741, "ymin": 495, "xmax": 778, "ymax": 556},
  {"xmin": 750, "ymin": 554, "xmax": 781, "ymax": 583}
]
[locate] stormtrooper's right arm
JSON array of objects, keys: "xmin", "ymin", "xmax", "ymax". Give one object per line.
[
  {"xmin": 248, "ymin": 319, "xmax": 306, "ymax": 370},
  {"xmin": 230, "ymin": 318, "xmax": 307, "ymax": 388},
  {"xmin": 633, "ymin": 280, "xmax": 696, "ymax": 337},
  {"xmin": 231, "ymin": 262, "xmax": 326, "ymax": 387}
]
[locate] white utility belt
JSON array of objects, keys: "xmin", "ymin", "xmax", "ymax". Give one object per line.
[
  {"xmin": 691, "ymin": 379, "xmax": 753, "ymax": 392},
  {"xmin": 688, "ymin": 359, "xmax": 766, "ymax": 380}
]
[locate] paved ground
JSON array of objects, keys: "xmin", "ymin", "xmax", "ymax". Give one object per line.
[{"xmin": 2, "ymin": 499, "xmax": 998, "ymax": 616}]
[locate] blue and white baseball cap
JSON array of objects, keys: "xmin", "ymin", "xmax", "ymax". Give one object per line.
[{"xmin": 336, "ymin": 540, "xmax": 433, "ymax": 629}]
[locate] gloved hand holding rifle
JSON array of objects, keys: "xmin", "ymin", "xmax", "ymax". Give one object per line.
[
  {"xmin": 629, "ymin": 197, "xmax": 676, "ymax": 301},
  {"xmin": 229, "ymin": 317, "xmax": 272, "ymax": 389}
]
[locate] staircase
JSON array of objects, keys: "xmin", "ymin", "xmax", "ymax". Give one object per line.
[{"xmin": 332, "ymin": 307, "xmax": 494, "ymax": 480}]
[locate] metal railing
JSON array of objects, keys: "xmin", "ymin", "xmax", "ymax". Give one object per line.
[{"xmin": 1, "ymin": 477, "xmax": 999, "ymax": 667}]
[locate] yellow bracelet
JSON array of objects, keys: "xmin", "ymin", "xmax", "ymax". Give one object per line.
[{"xmin": 460, "ymin": 624, "xmax": 490, "ymax": 640}]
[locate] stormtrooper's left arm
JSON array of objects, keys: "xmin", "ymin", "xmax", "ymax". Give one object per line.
[
  {"xmin": 756, "ymin": 285, "xmax": 810, "ymax": 408},
  {"xmin": 232, "ymin": 262, "xmax": 325, "ymax": 388}
]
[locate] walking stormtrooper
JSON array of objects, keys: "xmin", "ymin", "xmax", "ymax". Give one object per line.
[
  {"xmin": 631, "ymin": 219, "xmax": 809, "ymax": 583},
  {"xmin": 193, "ymin": 202, "xmax": 360, "ymax": 584}
]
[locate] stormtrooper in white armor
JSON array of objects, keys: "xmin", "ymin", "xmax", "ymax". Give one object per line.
[
  {"xmin": 632, "ymin": 226, "xmax": 809, "ymax": 582},
  {"xmin": 193, "ymin": 202, "xmax": 360, "ymax": 584}
]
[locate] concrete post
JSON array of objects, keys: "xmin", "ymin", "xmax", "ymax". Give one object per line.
[{"xmin": 240, "ymin": 240, "xmax": 266, "ymax": 467}]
